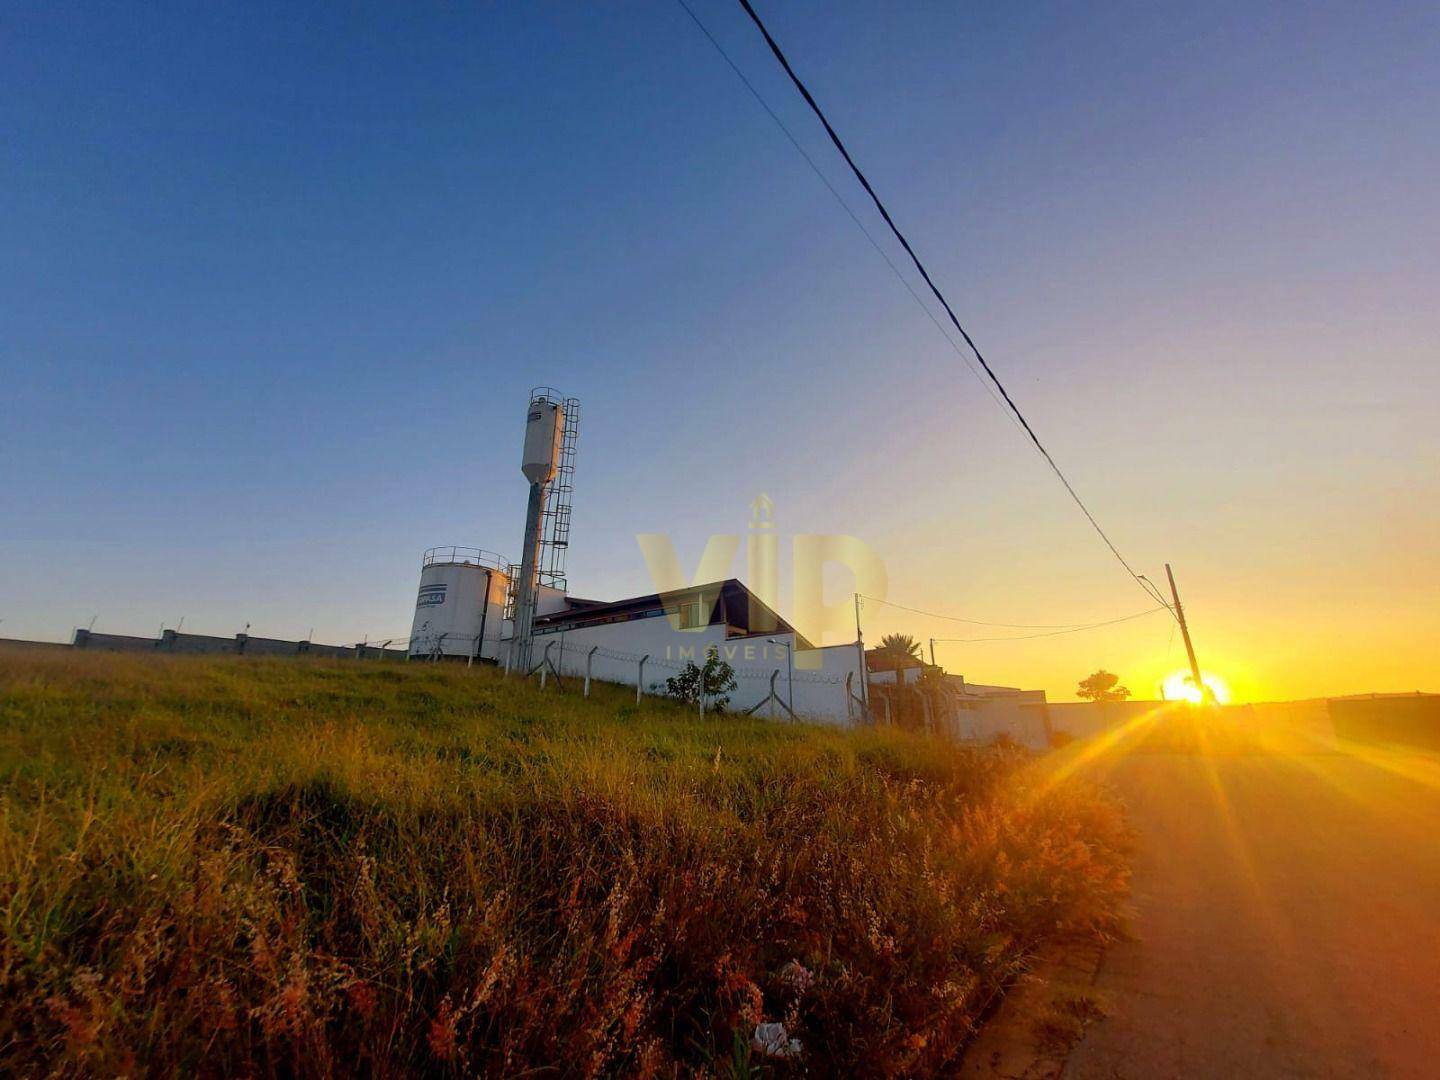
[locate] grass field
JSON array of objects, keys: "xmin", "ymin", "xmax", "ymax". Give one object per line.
[{"xmin": 0, "ymin": 650, "xmax": 1130, "ymax": 1076}]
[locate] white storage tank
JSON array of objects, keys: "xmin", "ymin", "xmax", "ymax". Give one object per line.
[
  {"xmin": 408, "ymin": 547, "xmax": 510, "ymax": 661},
  {"xmin": 522, "ymin": 398, "xmax": 564, "ymax": 485}
]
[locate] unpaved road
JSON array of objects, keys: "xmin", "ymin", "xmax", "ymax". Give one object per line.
[{"xmin": 1066, "ymin": 747, "xmax": 1440, "ymax": 1079}]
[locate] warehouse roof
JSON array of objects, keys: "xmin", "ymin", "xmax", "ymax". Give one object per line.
[{"xmin": 535, "ymin": 578, "xmax": 813, "ymax": 648}]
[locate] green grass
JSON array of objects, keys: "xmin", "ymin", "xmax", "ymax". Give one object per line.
[{"xmin": 0, "ymin": 649, "xmax": 1130, "ymax": 1076}]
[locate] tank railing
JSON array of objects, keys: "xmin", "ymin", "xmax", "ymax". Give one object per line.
[{"xmin": 422, "ymin": 546, "xmax": 509, "ymax": 571}]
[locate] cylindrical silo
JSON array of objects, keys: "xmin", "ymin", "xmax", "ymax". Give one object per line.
[
  {"xmin": 511, "ymin": 390, "xmax": 567, "ymax": 672},
  {"xmin": 408, "ymin": 548, "xmax": 510, "ymax": 661},
  {"xmin": 522, "ymin": 397, "xmax": 564, "ymax": 485}
]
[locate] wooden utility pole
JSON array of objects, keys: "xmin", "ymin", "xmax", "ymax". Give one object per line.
[
  {"xmin": 1165, "ymin": 563, "xmax": 1209, "ymax": 702},
  {"xmin": 854, "ymin": 594, "xmax": 870, "ymax": 712}
]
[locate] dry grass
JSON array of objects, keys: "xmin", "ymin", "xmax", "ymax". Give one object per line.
[
  {"xmin": 0, "ymin": 649, "xmax": 1129, "ymax": 1076},
  {"xmin": 1032, "ymin": 992, "xmax": 1109, "ymax": 1058}
]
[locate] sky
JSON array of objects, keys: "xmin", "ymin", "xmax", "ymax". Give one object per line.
[{"xmin": 3, "ymin": 1, "xmax": 1437, "ymax": 702}]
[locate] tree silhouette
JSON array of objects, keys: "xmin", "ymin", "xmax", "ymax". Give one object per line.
[
  {"xmin": 876, "ymin": 633, "xmax": 922, "ymax": 667},
  {"xmin": 1077, "ymin": 670, "xmax": 1131, "ymax": 702}
]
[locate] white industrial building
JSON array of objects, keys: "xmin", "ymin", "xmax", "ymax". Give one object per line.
[
  {"xmin": 530, "ymin": 579, "xmax": 866, "ymax": 723},
  {"xmin": 406, "ymin": 387, "xmax": 1044, "ymax": 738}
]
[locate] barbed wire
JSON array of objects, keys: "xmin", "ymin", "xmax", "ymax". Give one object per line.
[
  {"xmin": 354, "ymin": 629, "xmax": 859, "ymax": 718},
  {"xmin": 539, "ymin": 637, "xmax": 849, "ymax": 684}
]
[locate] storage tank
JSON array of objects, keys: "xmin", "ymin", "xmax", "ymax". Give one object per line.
[
  {"xmin": 408, "ymin": 547, "xmax": 510, "ymax": 661},
  {"xmin": 511, "ymin": 390, "xmax": 568, "ymax": 672},
  {"xmin": 523, "ymin": 398, "xmax": 564, "ymax": 485}
]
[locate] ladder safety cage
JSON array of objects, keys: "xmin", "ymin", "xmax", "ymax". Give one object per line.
[{"xmin": 538, "ymin": 396, "xmax": 580, "ymax": 591}]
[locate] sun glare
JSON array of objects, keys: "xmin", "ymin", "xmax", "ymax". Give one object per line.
[{"xmin": 1162, "ymin": 670, "xmax": 1231, "ymax": 705}]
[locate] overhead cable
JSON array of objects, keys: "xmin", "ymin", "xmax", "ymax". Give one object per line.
[
  {"xmin": 930, "ymin": 605, "xmax": 1171, "ymax": 644},
  {"xmin": 718, "ymin": 0, "xmax": 1175, "ymax": 613},
  {"xmin": 860, "ymin": 593, "xmax": 1169, "ymax": 631}
]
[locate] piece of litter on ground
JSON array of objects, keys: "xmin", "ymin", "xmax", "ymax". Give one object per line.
[{"xmin": 752, "ymin": 1021, "xmax": 803, "ymax": 1059}]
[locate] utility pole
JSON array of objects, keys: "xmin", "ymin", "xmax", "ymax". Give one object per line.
[
  {"xmin": 928, "ymin": 637, "xmax": 936, "ymax": 667},
  {"xmin": 854, "ymin": 593, "xmax": 870, "ymax": 712},
  {"xmin": 1165, "ymin": 563, "xmax": 1209, "ymax": 703}
]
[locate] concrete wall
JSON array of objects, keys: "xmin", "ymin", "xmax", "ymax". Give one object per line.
[
  {"xmin": 868, "ymin": 682, "xmax": 1052, "ymax": 750},
  {"xmin": 1329, "ymin": 694, "xmax": 1440, "ymax": 750},
  {"xmin": 1044, "ymin": 699, "xmax": 1353, "ymax": 750},
  {"xmin": 531, "ymin": 618, "xmax": 864, "ymax": 724},
  {"xmin": 1045, "ymin": 699, "xmax": 1171, "ymax": 740},
  {"xmin": 868, "ymin": 668, "xmax": 922, "ymax": 686},
  {"xmin": 0, "ymin": 637, "xmax": 69, "ymax": 653},
  {"xmin": 949, "ymin": 696, "xmax": 1051, "ymax": 750},
  {"xmin": 67, "ymin": 628, "xmax": 407, "ymax": 661}
]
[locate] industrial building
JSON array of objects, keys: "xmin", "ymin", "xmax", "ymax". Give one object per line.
[
  {"xmin": 6, "ymin": 383, "xmax": 1045, "ymax": 741},
  {"xmin": 402, "ymin": 387, "xmax": 874, "ymax": 719},
  {"xmin": 403, "ymin": 387, "xmax": 1047, "ymax": 735},
  {"xmin": 406, "ymin": 387, "xmax": 579, "ymax": 668}
]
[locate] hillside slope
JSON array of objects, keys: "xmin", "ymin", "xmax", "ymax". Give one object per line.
[{"xmin": 0, "ymin": 651, "xmax": 1129, "ymax": 1076}]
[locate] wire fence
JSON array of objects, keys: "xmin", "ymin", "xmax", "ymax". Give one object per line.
[{"xmin": 388, "ymin": 630, "xmax": 863, "ymax": 722}]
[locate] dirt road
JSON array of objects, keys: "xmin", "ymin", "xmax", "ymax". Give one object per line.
[{"xmin": 1065, "ymin": 746, "xmax": 1440, "ymax": 1078}]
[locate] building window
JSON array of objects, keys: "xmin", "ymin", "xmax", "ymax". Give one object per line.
[{"xmin": 677, "ymin": 600, "xmax": 706, "ymax": 629}]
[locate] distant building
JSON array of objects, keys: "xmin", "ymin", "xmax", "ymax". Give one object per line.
[
  {"xmin": 865, "ymin": 647, "xmax": 1051, "ymax": 748},
  {"xmin": 527, "ymin": 578, "xmax": 867, "ymax": 724}
]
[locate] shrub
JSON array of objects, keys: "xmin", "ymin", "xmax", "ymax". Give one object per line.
[{"xmin": 662, "ymin": 646, "xmax": 738, "ymax": 713}]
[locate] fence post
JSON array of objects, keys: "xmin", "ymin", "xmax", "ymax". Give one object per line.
[
  {"xmin": 541, "ymin": 641, "xmax": 553, "ymax": 690},
  {"xmin": 770, "ymin": 670, "xmax": 779, "ymax": 720},
  {"xmin": 585, "ymin": 646, "xmax": 597, "ymax": 697},
  {"xmin": 637, "ymin": 655, "xmax": 648, "ymax": 705},
  {"xmin": 845, "ymin": 672, "xmax": 853, "ymax": 723},
  {"xmin": 699, "ymin": 663, "xmax": 707, "ymax": 719}
]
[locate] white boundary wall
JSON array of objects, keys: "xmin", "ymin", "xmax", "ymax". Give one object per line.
[
  {"xmin": 948, "ymin": 696, "xmax": 1050, "ymax": 749},
  {"xmin": 529, "ymin": 618, "xmax": 864, "ymax": 725}
]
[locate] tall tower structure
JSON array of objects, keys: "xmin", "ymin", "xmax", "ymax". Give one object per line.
[{"xmin": 510, "ymin": 387, "xmax": 578, "ymax": 672}]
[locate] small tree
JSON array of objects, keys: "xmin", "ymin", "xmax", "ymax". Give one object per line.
[
  {"xmin": 663, "ymin": 646, "xmax": 738, "ymax": 712},
  {"xmin": 1077, "ymin": 669, "xmax": 1131, "ymax": 702},
  {"xmin": 876, "ymin": 633, "xmax": 922, "ymax": 667}
]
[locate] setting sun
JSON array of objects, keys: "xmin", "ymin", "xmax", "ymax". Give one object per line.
[{"xmin": 1162, "ymin": 670, "xmax": 1232, "ymax": 704}]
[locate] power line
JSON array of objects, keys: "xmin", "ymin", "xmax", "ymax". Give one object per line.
[
  {"xmin": 729, "ymin": 0, "xmax": 1174, "ymax": 614},
  {"xmin": 671, "ymin": 0, "xmax": 1025, "ymax": 434},
  {"xmin": 861, "ymin": 593, "xmax": 1167, "ymax": 631},
  {"xmin": 931, "ymin": 605, "xmax": 1171, "ymax": 644},
  {"xmin": 862, "ymin": 593, "xmax": 1134, "ymax": 629}
]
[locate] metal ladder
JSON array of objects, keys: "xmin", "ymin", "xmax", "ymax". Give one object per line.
[{"xmin": 538, "ymin": 397, "xmax": 580, "ymax": 591}]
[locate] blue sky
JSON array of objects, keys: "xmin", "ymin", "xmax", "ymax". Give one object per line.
[{"xmin": 3, "ymin": 2, "xmax": 1437, "ymax": 699}]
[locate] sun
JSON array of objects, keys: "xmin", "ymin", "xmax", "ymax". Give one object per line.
[{"xmin": 1162, "ymin": 670, "xmax": 1231, "ymax": 705}]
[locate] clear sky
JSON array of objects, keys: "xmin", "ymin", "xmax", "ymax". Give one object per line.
[{"xmin": 3, "ymin": 1, "xmax": 1437, "ymax": 702}]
